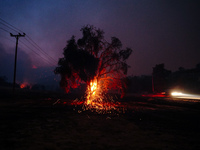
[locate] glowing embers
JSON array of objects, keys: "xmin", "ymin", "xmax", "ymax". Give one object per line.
[
  {"xmin": 84, "ymin": 77, "xmax": 117, "ymax": 113},
  {"xmin": 20, "ymin": 82, "xmax": 30, "ymax": 89},
  {"xmin": 20, "ymin": 83, "xmax": 26, "ymax": 89}
]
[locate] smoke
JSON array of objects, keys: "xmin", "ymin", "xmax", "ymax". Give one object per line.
[
  {"xmin": 0, "ymin": 43, "xmax": 60, "ymax": 90},
  {"xmin": 0, "ymin": 43, "xmax": 32, "ymax": 82}
]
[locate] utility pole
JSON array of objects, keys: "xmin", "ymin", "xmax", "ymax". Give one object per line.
[{"xmin": 10, "ymin": 33, "xmax": 26, "ymax": 93}]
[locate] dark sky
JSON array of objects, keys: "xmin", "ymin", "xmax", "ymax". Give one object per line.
[{"xmin": 0, "ymin": 0, "xmax": 200, "ymax": 83}]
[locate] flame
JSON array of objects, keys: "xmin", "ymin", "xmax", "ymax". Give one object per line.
[
  {"xmin": 20, "ymin": 83, "xmax": 26, "ymax": 89},
  {"xmin": 86, "ymin": 78, "xmax": 99, "ymax": 105},
  {"xmin": 20, "ymin": 82, "xmax": 31, "ymax": 89},
  {"xmin": 84, "ymin": 77, "xmax": 116, "ymax": 113}
]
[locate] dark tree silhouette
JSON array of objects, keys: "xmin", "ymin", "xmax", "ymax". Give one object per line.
[{"xmin": 55, "ymin": 25, "xmax": 132, "ymax": 96}]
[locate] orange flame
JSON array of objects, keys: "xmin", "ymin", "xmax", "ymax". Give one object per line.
[
  {"xmin": 84, "ymin": 77, "xmax": 116, "ymax": 113},
  {"xmin": 20, "ymin": 82, "xmax": 30, "ymax": 89},
  {"xmin": 20, "ymin": 83, "xmax": 26, "ymax": 89},
  {"xmin": 86, "ymin": 78, "xmax": 99, "ymax": 105}
]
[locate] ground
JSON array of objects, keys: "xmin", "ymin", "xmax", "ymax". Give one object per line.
[{"xmin": 0, "ymin": 88, "xmax": 200, "ymax": 150}]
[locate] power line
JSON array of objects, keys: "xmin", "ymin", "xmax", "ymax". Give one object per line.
[
  {"xmin": 0, "ymin": 21, "xmax": 19, "ymax": 33},
  {"xmin": 0, "ymin": 18, "xmax": 58, "ymax": 88},
  {"xmin": 26, "ymin": 35, "xmax": 57, "ymax": 63},
  {"xmin": 0, "ymin": 18, "xmax": 24, "ymax": 33},
  {"xmin": 0, "ymin": 17, "xmax": 57, "ymax": 64},
  {"xmin": 0, "ymin": 26, "xmax": 56, "ymax": 65},
  {"xmin": 19, "ymin": 40, "xmax": 56, "ymax": 66},
  {"xmin": 0, "ymin": 17, "xmax": 58, "ymax": 65},
  {"xmin": 19, "ymin": 39, "xmax": 56, "ymax": 66},
  {"xmin": 0, "ymin": 26, "xmax": 10, "ymax": 33},
  {"xmin": 24, "ymin": 37, "xmax": 57, "ymax": 63}
]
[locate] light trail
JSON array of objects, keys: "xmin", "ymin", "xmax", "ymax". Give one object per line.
[{"xmin": 171, "ymin": 92, "xmax": 200, "ymax": 100}]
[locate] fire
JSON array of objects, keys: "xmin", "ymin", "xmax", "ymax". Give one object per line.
[
  {"xmin": 84, "ymin": 77, "xmax": 116, "ymax": 113},
  {"xmin": 20, "ymin": 83, "xmax": 26, "ymax": 89},
  {"xmin": 86, "ymin": 78, "xmax": 99, "ymax": 105},
  {"xmin": 20, "ymin": 82, "xmax": 31, "ymax": 89}
]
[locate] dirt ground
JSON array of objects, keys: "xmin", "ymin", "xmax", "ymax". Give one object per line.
[{"xmin": 0, "ymin": 89, "xmax": 200, "ymax": 150}]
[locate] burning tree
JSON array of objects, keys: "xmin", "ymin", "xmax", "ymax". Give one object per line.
[{"xmin": 55, "ymin": 25, "xmax": 132, "ymax": 111}]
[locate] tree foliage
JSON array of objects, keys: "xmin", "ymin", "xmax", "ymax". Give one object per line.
[{"xmin": 55, "ymin": 25, "xmax": 132, "ymax": 94}]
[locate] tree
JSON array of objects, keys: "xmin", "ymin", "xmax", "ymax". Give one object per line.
[{"xmin": 55, "ymin": 25, "xmax": 132, "ymax": 97}]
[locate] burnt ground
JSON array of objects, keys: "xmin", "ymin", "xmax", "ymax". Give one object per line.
[{"xmin": 0, "ymin": 88, "xmax": 200, "ymax": 150}]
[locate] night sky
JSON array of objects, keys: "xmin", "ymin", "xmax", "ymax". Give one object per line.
[{"xmin": 0, "ymin": 0, "xmax": 200, "ymax": 84}]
